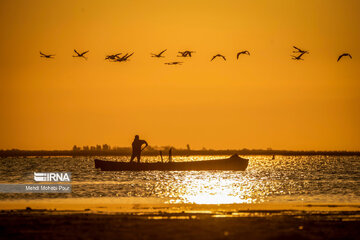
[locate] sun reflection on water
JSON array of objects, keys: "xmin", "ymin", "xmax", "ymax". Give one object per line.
[{"xmin": 164, "ymin": 172, "xmax": 259, "ymax": 204}]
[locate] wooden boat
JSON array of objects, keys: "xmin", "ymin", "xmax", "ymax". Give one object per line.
[{"xmin": 94, "ymin": 154, "xmax": 248, "ymax": 171}]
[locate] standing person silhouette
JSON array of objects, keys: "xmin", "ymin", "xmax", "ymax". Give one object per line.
[{"xmin": 130, "ymin": 135, "xmax": 148, "ymax": 163}]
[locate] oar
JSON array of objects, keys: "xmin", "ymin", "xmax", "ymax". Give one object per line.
[
  {"xmin": 141, "ymin": 145, "xmax": 147, "ymax": 152},
  {"xmin": 130, "ymin": 146, "xmax": 148, "ymax": 163}
]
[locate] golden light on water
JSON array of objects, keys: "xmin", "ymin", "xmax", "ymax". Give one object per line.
[
  {"xmin": 143, "ymin": 156, "xmax": 311, "ymax": 204},
  {"xmin": 166, "ymin": 173, "xmax": 257, "ymax": 204}
]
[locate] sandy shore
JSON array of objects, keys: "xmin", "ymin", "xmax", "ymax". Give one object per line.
[
  {"xmin": 1, "ymin": 197, "xmax": 360, "ymax": 213},
  {"xmin": 1, "ymin": 199, "xmax": 360, "ymax": 239}
]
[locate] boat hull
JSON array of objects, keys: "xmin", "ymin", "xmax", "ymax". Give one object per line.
[{"xmin": 95, "ymin": 155, "xmax": 248, "ymax": 171}]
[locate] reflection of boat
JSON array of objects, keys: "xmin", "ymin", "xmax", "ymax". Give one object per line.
[{"xmin": 95, "ymin": 154, "xmax": 248, "ymax": 171}]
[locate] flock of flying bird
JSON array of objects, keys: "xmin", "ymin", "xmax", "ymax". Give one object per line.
[
  {"xmin": 290, "ymin": 46, "xmax": 352, "ymax": 62},
  {"xmin": 39, "ymin": 47, "xmax": 353, "ymax": 64}
]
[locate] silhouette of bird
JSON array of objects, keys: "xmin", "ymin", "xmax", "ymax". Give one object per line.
[
  {"xmin": 119, "ymin": 53, "xmax": 129, "ymax": 59},
  {"xmin": 105, "ymin": 53, "xmax": 121, "ymax": 60},
  {"xmin": 122, "ymin": 52, "xmax": 134, "ymax": 61},
  {"xmin": 151, "ymin": 49, "xmax": 167, "ymax": 58},
  {"xmin": 236, "ymin": 51, "xmax": 250, "ymax": 59},
  {"xmin": 293, "ymin": 46, "xmax": 309, "ymax": 54},
  {"xmin": 164, "ymin": 61, "xmax": 183, "ymax": 65},
  {"xmin": 113, "ymin": 52, "xmax": 134, "ymax": 62},
  {"xmin": 177, "ymin": 51, "xmax": 195, "ymax": 57},
  {"xmin": 291, "ymin": 52, "xmax": 306, "ymax": 60},
  {"xmin": 211, "ymin": 54, "xmax": 226, "ymax": 61},
  {"xmin": 73, "ymin": 49, "xmax": 89, "ymax": 60},
  {"xmin": 177, "ymin": 51, "xmax": 188, "ymax": 57},
  {"xmin": 337, "ymin": 53, "xmax": 352, "ymax": 62},
  {"xmin": 184, "ymin": 51, "xmax": 195, "ymax": 57},
  {"xmin": 40, "ymin": 51, "xmax": 55, "ymax": 59}
]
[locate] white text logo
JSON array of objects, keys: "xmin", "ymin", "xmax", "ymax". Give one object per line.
[{"xmin": 34, "ymin": 172, "xmax": 71, "ymax": 182}]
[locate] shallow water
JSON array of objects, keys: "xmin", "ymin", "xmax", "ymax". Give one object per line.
[{"xmin": 0, "ymin": 155, "xmax": 359, "ymax": 204}]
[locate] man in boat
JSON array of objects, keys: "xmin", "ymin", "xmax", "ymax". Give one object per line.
[{"xmin": 130, "ymin": 135, "xmax": 148, "ymax": 163}]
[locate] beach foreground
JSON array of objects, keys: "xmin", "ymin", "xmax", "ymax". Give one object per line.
[{"xmin": 1, "ymin": 201, "xmax": 359, "ymax": 240}]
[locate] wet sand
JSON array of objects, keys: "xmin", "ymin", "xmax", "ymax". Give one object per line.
[
  {"xmin": 1, "ymin": 198, "xmax": 360, "ymax": 213},
  {"xmin": 1, "ymin": 200, "xmax": 360, "ymax": 239},
  {"xmin": 1, "ymin": 210, "xmax": 360, "ymax": 240}
]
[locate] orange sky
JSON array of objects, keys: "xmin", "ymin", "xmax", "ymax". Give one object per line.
[{"xmin": 0, "ymin": 0, "xmax": 359, "ymax": 150}]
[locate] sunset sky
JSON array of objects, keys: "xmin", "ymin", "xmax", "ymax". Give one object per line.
[{"xmin": 0, "ymin": 0, "xmax": 359, "ymax": 150}]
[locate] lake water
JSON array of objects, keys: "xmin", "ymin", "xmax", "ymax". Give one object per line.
[{"xmin": 0, "ymin": 155, "xmax": 359, "ymax": 204}]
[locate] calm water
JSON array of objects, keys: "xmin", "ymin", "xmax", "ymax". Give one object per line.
[{"xmin": 0, "ymin": 155, "xmax": 359, "ymax": 204}]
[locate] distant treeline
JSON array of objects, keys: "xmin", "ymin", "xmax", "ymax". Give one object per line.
[{"xmin": 0, "ymin": 148, "xmax": 359, "ymax": 157}]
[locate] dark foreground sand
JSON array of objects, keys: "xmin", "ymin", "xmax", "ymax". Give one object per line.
[{"xmin": 1, "ymin": 209, "xmax": 360, "ymax": 240}]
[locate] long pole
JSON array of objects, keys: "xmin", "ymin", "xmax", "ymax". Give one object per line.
[
  {"xmin": 169, "ymin": 148, "xmax": 172, "ymax": 163},
  {"xmin": 160, "ymin": 151, "xmax": 163, "ymax": 163}
]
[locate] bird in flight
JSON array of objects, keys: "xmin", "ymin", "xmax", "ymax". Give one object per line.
[
  {"xmin": 337, "ymin": 53, "xmax": 352, "ymax": 62},
  {"xmin": 73, "ymin": 49, "xmax": 89, "ymax": 60},
  {"xmin": 211, "ymin": 54, "xmax": 226, "ymax": 61},
  {"xmin": 177, "ymin": 51, "xmax": 195, "ymax": 57},
  {"xmin": 164, "ymin": 61, "xmax": 183, "ymax": 65},
  {"xmin": 122, "ymin": 52, "xmax": 134, "ymax": 61},
  {"xmin": 177, "ymin": 51, "xmax": 187, "ymax": 57},
  {"xmin": 291, "ymin": 52, "xmax": 306, "ymax": 60},
  {"xmin": 113, "ymin": 52, "xmax": 134, "ymax": 62},
  {"xmin": 184, "ymin": 51, "xmax": 195, "ymax": 57},
  {"xmin": 236, "ymin": 51, "xmax": 250, "ymax": 59},
  {"xmin": 105, "ymin": 53, "xmax": 122, "ymax": 60},
  {"xmin": 40, "ymin": 51, "xmax": 55, "ymax": 59},
  {"xmin": 293, "ymin": 46, "xmax": 309, "ymax": 54},
  {"xmin": 151, "ymin": 49, "xmax": 167, "ymax": 58}
]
